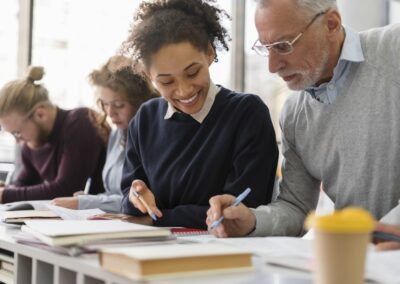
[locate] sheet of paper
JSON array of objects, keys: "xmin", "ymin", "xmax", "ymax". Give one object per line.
[
  {"xmin": 23, "ymin": 220, "xmax": 166, "ymax": 237},
  {"xmin": 46, "ymin": 205, "xmax": 104, "ymax": 220},
  {"xmin": 218, "ymin": 237, "xmax": 400, "ymax": 284},
  {"xmin": 365, "ymin": 250, "xmax": 400, "ymax": 283},
  {"xmin": 184, "ymin": 236, "xmax": 314, "ymax": 258}
]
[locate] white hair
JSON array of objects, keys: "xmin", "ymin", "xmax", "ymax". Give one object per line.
[{"xmin": 256, "ymin": 0, "xmax": 337, "ymax": 18}]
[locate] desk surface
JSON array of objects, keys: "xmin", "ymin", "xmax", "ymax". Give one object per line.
[{"xmin": 0, "ymin": 223, "xmax": 314, "ymax": 284}]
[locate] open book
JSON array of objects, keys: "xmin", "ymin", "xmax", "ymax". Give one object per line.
[
  {"xmin": 99, "ymin": 243, "xmax": 253, "ymax": 280},
  {"xmin": 22, "ymin": 220, "xmax": 171, "ymax": 246}
]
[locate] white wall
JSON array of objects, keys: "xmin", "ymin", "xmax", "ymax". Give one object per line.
[{"xmin": 337, "ymin": 0, "xmax": 386, "ymax": 30}]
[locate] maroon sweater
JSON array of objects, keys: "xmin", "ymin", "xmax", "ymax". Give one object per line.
[{"xmin": 3, "ymin": 108, "xmax": 106, "ymax": 202}]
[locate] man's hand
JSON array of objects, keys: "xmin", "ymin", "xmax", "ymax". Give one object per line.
[
  {"xmin": 129, "ymin": 180, "xmax": 162, "ymax": 218},
  {"xmin": 73, "ymin": 191, "xmax": 85, "ymax": 197},
  {"xmin": 374, "ymin": 222, "xmax": 400, "ymax": 251},
  {"xmin": 89, "ymin": 213, "xmax": 153, "ymax": 226},
  {"xmin": 51, "ymin": 197, "xmax": 79, "ymax": 209},
  {"xmin": 206, "ymin": 194, "xmax": 256, "ymax": 238}
]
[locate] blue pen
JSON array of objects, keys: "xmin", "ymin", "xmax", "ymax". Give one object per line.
[
  {"xmin": 210, "ymin": 187, "xmax": 252, "ymax": 230},
  {"xmin": 373, "ymin": 231, "xmax": 400, "ymax": 243}
]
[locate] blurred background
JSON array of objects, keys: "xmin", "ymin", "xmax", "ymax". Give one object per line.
[{"xmin": 0, "ymin": 0, "xmax": 399, "ymax": 167}]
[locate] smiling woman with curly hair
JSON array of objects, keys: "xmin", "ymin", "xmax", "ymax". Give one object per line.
[{"xmin": 116, "ymin": 0, "xmax": 278, "ymax": 229}]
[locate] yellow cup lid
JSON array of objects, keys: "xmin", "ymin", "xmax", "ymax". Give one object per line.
[{"xmin": 305, "ymin": 207, "xmax": 375, "ymax": 233}]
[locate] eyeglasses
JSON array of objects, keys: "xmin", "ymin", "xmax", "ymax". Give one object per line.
[{"xmin": 252, "ymin": 10, "xmax": 327, "ymax": 57}]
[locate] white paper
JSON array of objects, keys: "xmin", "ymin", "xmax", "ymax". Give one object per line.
[
  {"xmin": 365, "ymin": 250, "xmax": 400, "ymax": 283},
  {"xmin": 193, "ymin": 236, "xmax": 314, "ymax": 258},
  {"xmin": 23, "ymin": 220, "xmax": 166, "ymax": 237},
  {"xmin": 46, "ymin": 204, "xmax": 104, "ymax": 220}
]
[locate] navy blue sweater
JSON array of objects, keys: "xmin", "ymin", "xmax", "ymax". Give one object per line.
[{"xmin": 121, "ymin": 87, "xmax": 278, "ymax": 229}]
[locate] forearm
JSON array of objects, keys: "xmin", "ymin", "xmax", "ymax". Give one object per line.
[
  {"xmin": 78, "ymin": 194, "xmax": 123, "ymax": 213},
  {"xmin": 122, "ymin": 195, "xmax": 208, "ymax": 229},
  {"xmin": 153, "ymin": 205, "xmax": 208, "ymax": 229},
  {"xmin": 250, "ymin": 200, "xmax": 308, "ymax": 237},
  {"xmin": 3, "ymin": 180, "xmax": 76, "ymax": 203}
]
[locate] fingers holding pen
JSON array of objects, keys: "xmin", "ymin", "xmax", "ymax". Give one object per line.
[
  {"xmin": 207, "ymin": 194, "xmax": 236, "ymax": 237},
  {"xmin": 129, "ymin": 179, "xmax": 162, "ymax": 218},
  {"xmin": 207, "ymin": 193, "xmax": 257, "ymax": 238}
]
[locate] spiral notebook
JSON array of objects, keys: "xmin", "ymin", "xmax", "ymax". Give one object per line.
[{"xmin": 170, "ymin": 227, "xmax": 209, "ymax": 236}]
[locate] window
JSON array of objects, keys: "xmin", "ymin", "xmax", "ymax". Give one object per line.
[
  {"xmin": 0, "ymin": 0, "xmax": 19, "ymax": 163},
  {"xmin": 31, "ymin": 0, "xmax": 139, "ymax": 109},
  {"xmin": 0, "ymin": 0, "xmax": 19, "ymax": 87},
  {"xmin": 31, "ymin": 0, "xmax": 233, "ymax": 109},
  {"xmin": 209, "ymin": 0, "xmax": 232, "ymax": 89},
  {"xmin": 244, "ymin": 1, "xmax": 289, "ymax": 142},
  {"xmin": 390, "ymin": 0, "xmax": 400, "ymax": 23}
]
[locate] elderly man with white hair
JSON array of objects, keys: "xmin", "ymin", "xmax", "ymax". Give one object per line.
[{"xmin": 207, "ymin": 0, "xmax": 400, "ymax": 238}]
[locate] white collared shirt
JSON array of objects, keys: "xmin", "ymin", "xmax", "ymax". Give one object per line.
[{"xmin": 164, "ymin": 82, "xmax": 220, "ymax": 123}]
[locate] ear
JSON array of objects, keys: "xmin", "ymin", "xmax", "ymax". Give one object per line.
[
  {"xmin": 325, "ymin": 9, "xmax": 342, "ymax": 40},
  {"xmin": 207, "ymin": 43, "xmax": 216, "ymax": 66},
  {"xmin": 33, "ymin": 106, "xmax": 47, "ymax": 121}
]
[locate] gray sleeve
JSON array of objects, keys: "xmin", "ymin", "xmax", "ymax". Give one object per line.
[
  {"xmin": 380, "ymin": 201, "xmax": 400, "ymax": 225},
  {"xmin": 249, "ymin": 96, "xmax": 320, "ymax": 237},
  {"xmin": 77, "ymin": 194, "xmax": 123, "ymax": 213}
]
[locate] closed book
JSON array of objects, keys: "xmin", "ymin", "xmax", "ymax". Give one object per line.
[
  {"xmin": 0, "ymin": 268, "xmax": 13, "ymax": 284},
  {"xmin": 21, "ymin": 220, "xmax": 171, "ymax": 246},
  {"xmin": 0, "ymin": 249, "xmax": 13, "ymax": 264},
  {"xmin": 99, "ymin": 243, "xmax": 253, "ymax": 280},
  {"xmin": 2, "ymin": 210, "xmax": 60, "ymax": 225},
  {"xmin": 1, "ymin": 261, "xmax": 13, "ymax": 273}
]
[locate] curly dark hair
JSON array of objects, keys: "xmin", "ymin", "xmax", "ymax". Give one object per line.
[{"xmin": 122, "ymin": 0, "xmax": 231, "ymax": 68}]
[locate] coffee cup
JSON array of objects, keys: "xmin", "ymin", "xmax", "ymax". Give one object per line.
[{"xmin": 305, "ymin": 207, "xmax": 374, "ymax": 284}]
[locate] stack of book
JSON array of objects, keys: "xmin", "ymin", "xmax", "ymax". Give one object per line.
[
  {"xmin": 99, "ymin": 243, "xmax": 253, "ymax": 280},
  {"xmin": 2, "ymin": 210, "xmax": 59, "ymax": 225},
  {"xmin": 21, "ymin": 220, "xmax": 172, "ymax": 247},
  {"xmin": 0, "ymin": 248, "xmax": 13, "ymax": 284}
]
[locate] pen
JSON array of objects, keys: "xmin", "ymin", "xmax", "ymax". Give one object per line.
[
  {"xmin": 131, "ymin": 189, "xmax": 157, "ymax": 221},
  {"xmin": 373, "ymin": 230, "xmax": 400, "ymax": 243},
  {"xmin": 83, "ymin": 178, "xmax": 92, "ymax": 195},
  {"xmin": 210, "ymin": 187, "xmax": 252, "ymax": 230}
]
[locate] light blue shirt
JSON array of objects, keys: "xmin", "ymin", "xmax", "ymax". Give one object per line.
[
  {"xmin": 77, "ymin": 129, "xmax": 124, "ymax": 212},
  {"xmin": 305, "ymin": 27, "xmax": 365, "ymax": 104}
]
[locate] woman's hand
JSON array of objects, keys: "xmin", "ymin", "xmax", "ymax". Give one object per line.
[
  {"xmin": 51, "ymin": 197, "xmax": 79, "ymax": 209},
  {"xmin": 128, "ymin": 180, "xmax": 162, "ymax": 218}
]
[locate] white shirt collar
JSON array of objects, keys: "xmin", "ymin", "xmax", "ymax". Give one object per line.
[{"xmin": 164, "ymin": 81, "xmax": 220, "ymax": 123}]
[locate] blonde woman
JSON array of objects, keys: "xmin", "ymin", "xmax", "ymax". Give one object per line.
[
  {"xmin": 52, "ymin": 56, "xmax": 158, "ymax": 212},
  {"xmin": 0, "ymin": 67, "xmax": 107, "ymax": 202}
]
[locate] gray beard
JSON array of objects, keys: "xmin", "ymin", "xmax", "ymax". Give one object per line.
[{"xmin": 286, "ymin": 47, "xmax": 330, "ymax": 91}]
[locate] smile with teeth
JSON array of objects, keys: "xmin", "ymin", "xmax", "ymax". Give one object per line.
[{"xmin": 178, "ymin": 93, "xmax": 198, "ymax": 104}]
